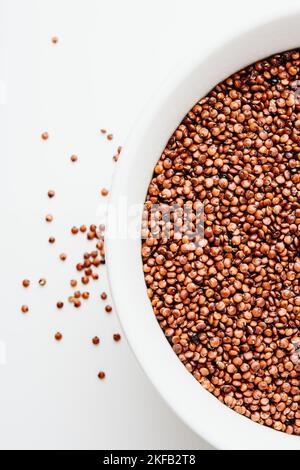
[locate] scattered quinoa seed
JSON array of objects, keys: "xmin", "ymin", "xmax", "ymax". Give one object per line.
[
  {"xmin": 92, "ymin": 336, "xmax": 100, "ymax": 345},
  {"xmin": 105, "ymin": 305, "xmax": 112, "ymax": 313},
  {"xmin": 113, "ymin": 145, "xmax": 122, "ymax": 162},
  {"xmin": 56, "ymin": 302, "xmax": 64, "ymax": 309},
  {"xmin": 41, "ymin": 132, "xmax": 49, "ymax": 140},
  {"xmin": 101, "ymin": 188, "xmax": 109, "ymax": 197},
  {"xmin": 22, "ymin": 279, "xmax": 30, "ymax": 288},
  {"xmin": 98, "ymin": 371, "xmax": 105, "ymax": 380},
  {"xmin": 21, "ymin": 305, "xmax": 29, "ymax": 314},
  {"xmin": 113, "ymin": 334, "xmax": 121, "ymax": 342},
  {"xmin": 55, "ymin": 332, "xmax": 62, "ymax": 341}
]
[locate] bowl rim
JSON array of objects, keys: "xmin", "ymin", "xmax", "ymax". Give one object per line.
[{"xmin": 106, "ymin": 7, "xmax": 300, "ymax": 449}]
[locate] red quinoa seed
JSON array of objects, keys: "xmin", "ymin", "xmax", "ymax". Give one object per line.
[{"xmin": 55, "ymin": 332, "xmax": 62, "ymax": 341}]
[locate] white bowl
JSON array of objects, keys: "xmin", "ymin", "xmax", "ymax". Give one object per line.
[{"xmin": 106, "ymin": 9, "xmax": 300, "ymax": 449}]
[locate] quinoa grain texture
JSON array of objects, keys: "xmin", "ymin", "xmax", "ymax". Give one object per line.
[{"xmin": 142, "ymin": 50, "xmax": 300, "ymax": 436}]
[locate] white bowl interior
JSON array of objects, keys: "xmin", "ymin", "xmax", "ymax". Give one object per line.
[{"xmin": 106, "ymin": 10, "xmax": 300, "ymax": 449}]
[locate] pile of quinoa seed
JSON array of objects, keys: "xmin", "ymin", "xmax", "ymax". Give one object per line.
[{"xmin": 142, "ymin": 49, "xmax": 300, "ymax": 435}]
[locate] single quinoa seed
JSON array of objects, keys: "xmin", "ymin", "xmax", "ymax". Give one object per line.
[
  {"xmin": 70, "ymin": 279, "xmax": 77, "ymax": 288},
  {"xmin": 100, "ymin": 292, "xmax": 107, "ymax": 300},
  {"xmin": 70, "ymin": 154, "xmax": 78, "ymax": 163},
  {"xmin": 45, "ymin": 214, "xmax": 53, "ymax": 223},
  {"xmin": 86, "ymin": 231, "xmax": 94, "ymax": 241},
  {"xmin": 59, "ymin": 253, "xmax": 67, "ymax": 261},
  {"xmin": 55, "ymin": 332, "xmax": 62, "ymax": 341},
  {"xmin": 98, "ymin": 371, "xmax": 105, "ymax": 380},
  {"xmin": 51, "ymin": 36, "xmax": 59, "ymax": 44},
  {"xmin": 71, "ymin": 226, "xmax": 79, "ymax": 235},
  {"xmin": 41, "ymin": 132, "xmax": 49, "ymax": 140},
  {"xmin": 21, "ymin": 305, "xmax": 29, "ymax": 314},
  {"xmin": 191, "ymin": 333, "xmax": 199, "ymax": 344},
  {"xmin": 142, "ymin": 48, "xmax": 300, "ymax": 437},
  {"xmin": 39, "ymin": 278, "xmax": 46, "ymax": 286},
  {"xmin": 48, "ymin": 236, "xmax": 56, "ymax": 244},
  {"xmin": 107, "ymin": 134, "xmax": 113, "ymax": 141},
  {"xmin": 56, "ymin": 302, "xmax": 64, "ymax": 309},
  {"xmin": 101, "ymin": 188, "xmax": 109, "ymax": 197},
  {"xmin": 105, "ymin": 305, "xmax": 112, "ymax": 313},
  {"xmin": 22, "ymin": 279, "xmax": 30, "ymax": 288},
  {"xmin": 113, "ymin": 334, "xmax": 121, "ymax": 342},
  {"xmin": 48, "ymin": 190, "xmax": 55, "ymax": 198},
  {"xmin": 92, "ymin": 336, "xmax": 100, "ymax": 345},
  {"xmin": 113, "ymin": 146, "xmax": 122, "ymax": 162}
]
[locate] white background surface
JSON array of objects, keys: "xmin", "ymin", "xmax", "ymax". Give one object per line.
[{"xmin": 0, "ymin": 0, "xmax": 299, "ymax": 451}]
